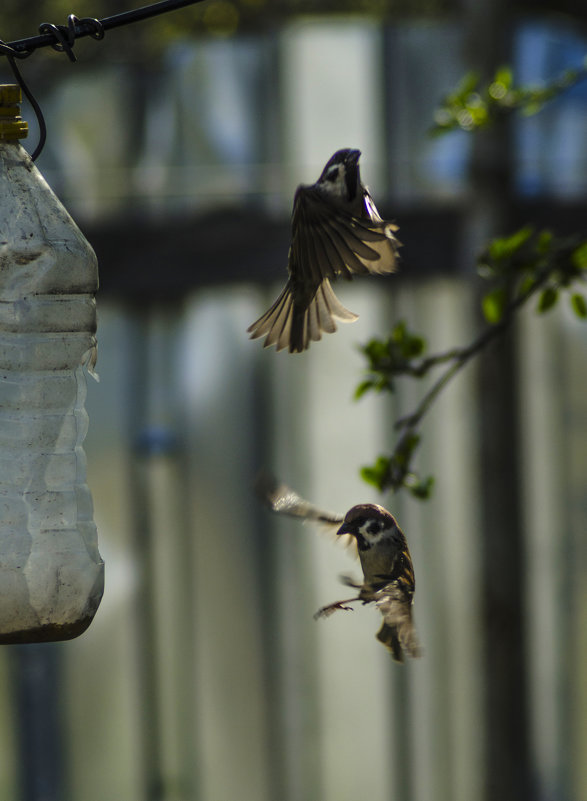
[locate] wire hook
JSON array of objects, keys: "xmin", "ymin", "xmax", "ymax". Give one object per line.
[
  {"xmin": 0, "ymin": 2, "xmax": 205, "ymax": 160},
  {"xmin": 38, "ymin": 17, "xmax": 79, "ymax": 62},
  {"xmin": 5, "ymin": 55, "xmax": 47, "ymax": 162},
  {"xmin": 0, "ymin": 16, "xmax": 104, "ymax": 160}
]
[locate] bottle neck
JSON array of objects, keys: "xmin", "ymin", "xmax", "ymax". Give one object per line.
[{"xmin": 0, "ymin": 84, "xmax": 28, "ymax": 141}]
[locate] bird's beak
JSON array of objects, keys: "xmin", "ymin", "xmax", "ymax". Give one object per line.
[
  {"xmin": 346, "ymin": 149, "xmax": 361, "ymax": 166},
  {"xmin": 336, "ymin": 522, "xmax": 353, "ymax": 537}
]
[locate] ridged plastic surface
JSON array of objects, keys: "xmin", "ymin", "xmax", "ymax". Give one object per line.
[{"xmin": 0, "ymin": 140, "xmax": 104, "ymax": 642}]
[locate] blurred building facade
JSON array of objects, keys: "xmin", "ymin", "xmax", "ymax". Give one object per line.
[{"xmin": 0, "ymin": 5, "xmax": 586, "ymax": 801}]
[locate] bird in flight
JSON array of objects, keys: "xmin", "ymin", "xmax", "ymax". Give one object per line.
[
  {"xmin": 248, "ymin": 148, "xmax": 400, "ymax": 353},
  {"xmin": 257, "ymin": 474, "xmax": 421, "ymax": 661}
]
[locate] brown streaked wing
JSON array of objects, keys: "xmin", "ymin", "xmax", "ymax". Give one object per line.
[{"xmin": 375, "ymin": 582, "xmax": 421, "ymax": 659}]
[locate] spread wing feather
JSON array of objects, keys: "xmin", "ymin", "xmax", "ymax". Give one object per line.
[
  {"xmin": 255, "ymin": 472, "xmax": 343, "ymax": 527},
  {"xmin": 248, "ymin": 185, "xmax": 399, "ymax": 352},
  {"xmin": 255, "ymin": 472, "xmax": 359, "ymax": 554}
]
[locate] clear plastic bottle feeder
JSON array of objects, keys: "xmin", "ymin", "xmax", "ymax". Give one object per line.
[{"xmin": 0, "ymin": 84, "xmax": 104, "ymax": 642}]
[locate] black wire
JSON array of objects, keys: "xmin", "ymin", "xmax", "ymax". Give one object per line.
[
  {"xmin": 0, "ymin": 1, "xmax": 206, "ymax": 161},
  {"xmin": 5, "ymin": 0, "xmax": 206, "ymax": 55},
  {"xmin": 38, "ymin": 19, "xmax": 78, "ymax": 62},
  {"xmin": 6, "ymin": 56, "xmax": 47, "ymax": 162}
]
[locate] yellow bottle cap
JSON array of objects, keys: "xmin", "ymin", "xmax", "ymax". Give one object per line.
[{"xmin": 0, "ymin": 84, "xmax": 28, "ymax": 140}]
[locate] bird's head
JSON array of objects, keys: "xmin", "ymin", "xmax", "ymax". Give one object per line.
[
  {"xmin": 316, "ymin": 148, "xmax": 361, "ymax": 203},
  {"xmin": 336, "ymin": 503, "xmax": 398, "ymax": 552}
]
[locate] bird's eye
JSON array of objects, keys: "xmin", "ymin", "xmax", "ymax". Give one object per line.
[
  {"xmin": 366, "ymin": 520, "xmax": 381, "ymax": 535},
  {"xmin": 324, "ymin": 165, "xmax": 339, "ymax": 182}
]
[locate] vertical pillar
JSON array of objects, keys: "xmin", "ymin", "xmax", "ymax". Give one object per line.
[{"xmin": 460, "ymin": 4, "xmax": 532, "ymax": 799}]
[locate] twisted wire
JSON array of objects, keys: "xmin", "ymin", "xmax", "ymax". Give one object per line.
[{"xmin": 0, "ymin": 2, "xmax": 205, "ymax": 161}]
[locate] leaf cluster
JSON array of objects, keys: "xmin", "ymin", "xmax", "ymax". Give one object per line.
[
  {"xmin": 360, "ymin": 445, "xmax": 435, "ymax": 500},
  {"xmin": 479, "ymin": 227, "xmax": 587, "ymax": 324},
  {"xmin": 356, "ymin": 323, "xmax": 436, "ymax": 499},
  {"xmin": 356, "ymin": 227, "xmax": 587, "ymax": 497},
  {"xmin": 431, "ymin": 62, "xmax": 587, "ymax": 136},
  {"xmin": 355, "ymin": 321, "xmax": 426, "ymax": 399}
]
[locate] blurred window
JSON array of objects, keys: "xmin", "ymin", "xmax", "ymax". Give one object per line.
[{"xmin": 513, "ymin": 20, "xmax": 587, "ymax": 198}]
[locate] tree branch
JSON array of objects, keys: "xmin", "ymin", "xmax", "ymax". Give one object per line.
[
  {"xmin": 394, "ymin": 271, "xmax": 543, "ymax": 436},
  {"xmin": 357, "ymin": 225, "xmax": 587, "ymax": 496}
]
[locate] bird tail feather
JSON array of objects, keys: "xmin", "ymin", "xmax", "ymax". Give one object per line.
[
  {"xmin": 248, "ymin": 279, "xmax": 357, "ymax": 353},
  {"xmin": 376, "ymin": 621, "xmax": 422, "ymax": 663}
]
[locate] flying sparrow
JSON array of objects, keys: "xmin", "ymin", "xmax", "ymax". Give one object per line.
[
  {"xmin": 257, "ymin": 474, "xmax": 421, "ymax": 661},
  {"xmin": 248, "ymin": 148, "xmax": 400, "ymax": 353}
]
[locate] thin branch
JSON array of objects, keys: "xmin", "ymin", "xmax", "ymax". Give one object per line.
[
  {"xmin": 396, "ymin": 277, "xmax": 543, "ymax": 433},
  {"xmin": 387, "ymin": 270, "xmax": 552, "ymax": 487}
]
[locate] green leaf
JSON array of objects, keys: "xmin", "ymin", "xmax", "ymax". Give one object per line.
[
  {"xmin": 354, "ymin": 379, "xmax": 375, "ymax": 400},
  {"xmin": 570, "ymin": 293, "xmax": 587, "ymax": 319},
  {"xmin": 517, "ymin": 274, "xmax": 537, "ymax": 297},
  {"xmin": 571, "ymin": 242, "xmax": 587, "ymax": 271},
  {"xmin": 494, "ymin": 66, "xmax": 513, "ymax": 86},
  {"xmin": 363, "ymin": 338, "xmax": 387, "ymax": 364},
  {"xmin": 374, "ymin": 376, "xmax": 393, "ymax": 393},
  {"xmin": 386, "ymin": 321, "xmax": 426, "ymax": 360},
  {"xmin": 482, "ymin": 287, "xmax": 507, "ymax": 323},
  {"xmin": 488, "ymin": 227, "xmax": 533, "ymax": 262},
  {"xmin": 390, "ymin": 320, "xmax": 407, "ymax": 343},
  {"xmin": 489, "ymin": 66, "xmax": 513, "ymax": 99},
  {"xmin": 360, "ymin": 457, "xmax": 390, "ymax": 491},
  {"xmin": 536, "ymin": 230, "xmax": 553, "ymax": 253},
  {"xmin": 521, "ymin": 100, "xmax": 545, "ymax": 117},
  {"xmin": 406, "ymin": 475, "xmax": 435, "ymax": 500},
  {"xmin": 462, "ymin": 99, "xmax": 489, "ymax": 129},
  {"xmin": 537, "ymin": 286, "xmax": 558, "ymax": 313},
  {"xmin": 403, "ymin": 334, "xmax": 426, "ymax": 359},
  {"xmin": 450, "ymin": 70, "xmax": 480, "ymax": 102}
]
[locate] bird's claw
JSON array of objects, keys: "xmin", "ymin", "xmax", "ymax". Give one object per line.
[{"xmin": 314, "ymin": 601, "xmax": 355, "ymax": 620}]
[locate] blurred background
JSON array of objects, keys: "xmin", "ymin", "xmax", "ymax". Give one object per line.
[{"xmin": 0, "ymin": 1, "xmax": 586, "ymax": 800}]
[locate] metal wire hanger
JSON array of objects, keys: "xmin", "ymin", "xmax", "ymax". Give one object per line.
[{"xmin": 0, "ymin": 0, "xmax": 207, "ymax": 161}]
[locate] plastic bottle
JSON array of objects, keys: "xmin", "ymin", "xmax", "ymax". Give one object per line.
[{"xmin": 0, "ymin": 84, "xmax": 104, "ymax": 642}]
